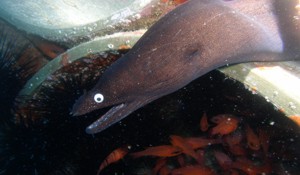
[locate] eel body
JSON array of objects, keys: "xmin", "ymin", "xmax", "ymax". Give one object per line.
[{"xmin": 72, "ymin": 0, "xmax": 300, "ymax": 134}]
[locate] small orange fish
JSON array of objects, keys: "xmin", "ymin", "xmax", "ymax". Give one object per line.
[
  {"xmin": 185, "ymin": 137, "xmax": 221, "ymax": 149},
  {"xmin": 210, "ymin": 115, "xmax": 239, "ymax": 136},
  {"xmin": 170, "ymin": 135, "xmax": 198, "ymax": 161},
  {"xmin": 231, "ymin": 157, "xmax": 271, "ymax": 175},
  {"xmin": 223, "ymin": 130, "xmax": 243, "ymax": 146},
  {"xmin": 118, "ymin": 44, "xmax": 131, "ymax": 50},
  {"xmin": 97, "ymin": 145, "xmax": 129, "ymax": 175},
  {"xmin": 200, "ymin": 112, "xmax": 209, "ymax": 132},
  {"xmin": 289, "ymin": 115, "xmax": 300, "ymax": 126},
  {"xmin": 130, "ymin": 145, "xmax": 181, "ymax": 158},
  {"xmin": 171, "ymin": 165, "xmax": 215, "ymax": 175},
  {"xmin": 210, "ymin": 114, "xmax": 234, "ymax": 124},
  {"xmin": 213, "ymin": 150, "xmax": 232, "ymax": 170},
  {"xmin": 228, "ymin": 144, "xmax": 247, "ymax": 156},
  {"xmin": 245, "ymin": 124, "xmax": 260, "ymax": 151}
]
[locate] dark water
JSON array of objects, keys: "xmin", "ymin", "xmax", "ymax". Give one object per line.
[{"xmin": 0, "ymin": 18, "xmax": 300, "ymax": 175}]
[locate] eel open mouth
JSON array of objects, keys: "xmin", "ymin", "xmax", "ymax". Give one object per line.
[{"xmin": 85, "ymin": 102, "xmax": 141, "ymax": 134}]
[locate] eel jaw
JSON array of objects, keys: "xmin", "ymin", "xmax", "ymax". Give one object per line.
[{"xmin": 85, "ymin": 101, "xmax": 142, "ymax": 134}]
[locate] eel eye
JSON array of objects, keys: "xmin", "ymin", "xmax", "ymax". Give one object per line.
[{"xmin": 94, "ymin": 93, "xmax": 104, "ymax": 103}]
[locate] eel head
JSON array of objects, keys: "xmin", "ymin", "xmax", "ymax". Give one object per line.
[{"xmin": 71, "ymin": 72, "xmax": 154, "ymax": 134}]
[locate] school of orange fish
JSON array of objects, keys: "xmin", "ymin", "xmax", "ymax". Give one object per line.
[{"xmin": 96, "ymin": 113, "xmax": 281, "ymax": 175}]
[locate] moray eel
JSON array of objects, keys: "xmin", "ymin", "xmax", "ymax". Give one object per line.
[{"xmin": 72, "ymin": 0, "xmax": 300, "ymax": 134}]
